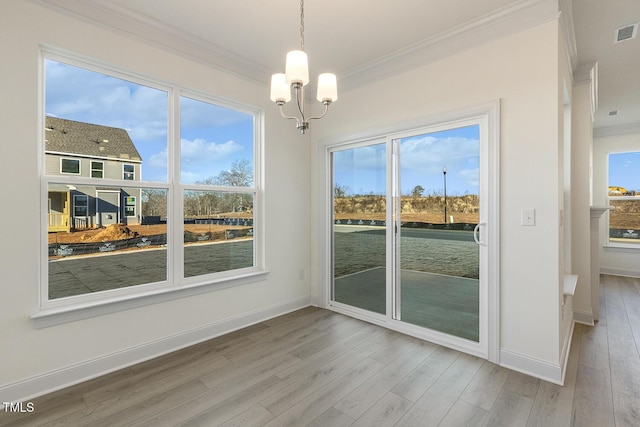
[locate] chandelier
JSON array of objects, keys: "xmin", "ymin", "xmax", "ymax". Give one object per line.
[{"xmin": 270, "ymin": 0, "xmax": 338, "ymax": 134}]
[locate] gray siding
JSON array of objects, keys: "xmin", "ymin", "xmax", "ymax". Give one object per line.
[{"xmin": 45, "ymin": 154, "xmax": 140, "ymax": 180}]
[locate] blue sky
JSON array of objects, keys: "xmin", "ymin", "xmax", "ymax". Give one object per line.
[
  {"xmin": 609, "ymin": 152, "xmax": 640, "ymax": 191},
  {"xmin": 45, "ymin": 59, "xmax": 253, "ymax": 184},
  {"xmin": 334, "ymin": 126, "xmax": 480, "ymax": 196}
]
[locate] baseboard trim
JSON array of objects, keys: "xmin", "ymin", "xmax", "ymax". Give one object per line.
[
  {"xmin": 600, "ymin": 268, "xmax": 640, "ymax": 279},
  {"xmin": 499, "ymin": 348, "xmax": 563, "ymax": 385},
  {"xmin": 0, "ymin": 296, "xmax": 311, "ymax": 402},
  {"xmin": 559, "ymin": 320, "xmax": 575, "ymax": 385},
  {"xmin": 573, "ymin": 309, "xmax": 594, "ymax": 326}
]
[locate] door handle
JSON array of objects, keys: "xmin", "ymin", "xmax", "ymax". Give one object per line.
[{"xmin": 474, "ymin": 222, "xmax": 486, "ymax": 246}]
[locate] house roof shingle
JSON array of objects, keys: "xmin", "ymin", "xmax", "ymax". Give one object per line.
[{"xmin": 44, "ymin": 116, "xmax": 142, "ymax": 162}]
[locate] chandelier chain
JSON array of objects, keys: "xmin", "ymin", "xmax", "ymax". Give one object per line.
[{"xmin": 299, "ymin": 0, "xmax": 305, "ymax": 51}]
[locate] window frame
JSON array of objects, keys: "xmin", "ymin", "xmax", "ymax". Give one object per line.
[
  {"xmin": 606, "ymin": 150, "xmax": 640, "ymax": 249},
  {"xmin": 36, "ymin": 49, "xmax": 266, "ymax": 326},
  {"xmin": 124, "ymin": 195, "xmax": 136, "ymax": 217},
  {"xmin": 91, "ymin": 160, "xmax": 104, "ymax": 178},
  {"xmin": 60, "ymin": 157, "xmax": 80, "ymax": 175},
  {"xmin": 123, "ymin": 163, "xmax": 135, "ymax": 180},
  {"xmin": 73, "ymin": 194, "xmax": 88, "ymax": 217}
]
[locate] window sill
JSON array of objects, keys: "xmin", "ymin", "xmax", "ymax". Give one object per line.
[
  {"xmin": 31, "ymin": 270, "xmax": 269, "ymax": 329},
  {"xmin": 604, "ymin": 243, "xmax": 640, "ymax": 253}
]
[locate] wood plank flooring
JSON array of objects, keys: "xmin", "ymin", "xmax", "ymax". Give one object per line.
[{"xmin": 1, "ymin": 274, "xmax": 639, "ymax": 426}]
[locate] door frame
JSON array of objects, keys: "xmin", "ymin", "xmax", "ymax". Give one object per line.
[{"xmin": 317, "ymin": 101, "xmax": 500, "ymax": 363}]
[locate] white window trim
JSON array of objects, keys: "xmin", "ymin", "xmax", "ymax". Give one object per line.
[
  {"xmin": 605, "ymin": 195, "xmax": 640, "ymax": 250},
  {"xmin": 36, "ymin": 49, "xmax": 266, "ymax": 327},
  {"xmin": 60, "ymin": 157, "xmax": 80, "ymax": 175},
  {"xmin": 606, "ymin": 149, "xmax": 640, "ymax": 250},
  {"xmin": 91, "ymin": 160, "xmax": 104, "ymax": 178},
  {"xmin": 123, "ymin": 163, "xmax": 135, "ymax": 180}
]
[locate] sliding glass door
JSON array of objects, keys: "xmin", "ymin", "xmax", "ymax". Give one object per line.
[
  {"xmin": 395, "ymin": 125, "xmax": 480, "ymax": 342},
  {"xmin": 332, "ymin": 142, "xmax": 388, "ymax": 315},
  {"xmin": 329, "ymin": 117, "xmax": 492, "ymax": 351}
]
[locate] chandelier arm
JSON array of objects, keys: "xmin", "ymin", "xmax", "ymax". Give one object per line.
[
  {"xmin": 306, "ymin": 103, "xmax": 330, "ymax": 122},
  {"xmin": 277, "ymin": 103, "xmax": 302, "ymax": 122}
]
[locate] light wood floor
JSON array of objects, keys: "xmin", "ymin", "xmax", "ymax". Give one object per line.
[{"xmin": 1, "ymin": 274, "xmax": 639, "ymax": 426}]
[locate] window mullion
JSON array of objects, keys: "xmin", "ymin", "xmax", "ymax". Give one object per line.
[{"xmin": 170, "ymin": 88, "xmax": 183, "ymax": 284}]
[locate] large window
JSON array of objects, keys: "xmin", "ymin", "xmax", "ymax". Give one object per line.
[
  {"xmin": 608, "ymin": 151, "xmax": 640, "ymax": 246},
  {"xmin": 42, "ymin": 53, "xmax": 262, "ymax": 313}
]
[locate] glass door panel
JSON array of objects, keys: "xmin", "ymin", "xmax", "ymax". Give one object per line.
[
  {"xmin": 397, "ymin": 125, "xmax": 481, "ymax": 341},
  {"xmin": 332, "ymin": 143, "xmax": 387, "ymax": 315}
]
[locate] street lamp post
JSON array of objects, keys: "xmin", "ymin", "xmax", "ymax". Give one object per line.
[{"xmin": 443, "ymin": 167, "xmax": 447, "ymax": 224}]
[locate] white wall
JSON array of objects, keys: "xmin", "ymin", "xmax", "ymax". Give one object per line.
[
  {"xmin": 594, "ymin": 130, "xmax": 640, "ymax": 278},
  {"xmin": 0, "ymin": 0, "xmax": 311, "ymax": 400},
  {"xmin": 312, "ymin": 20, "xmax": 567, "ymax": 379}
]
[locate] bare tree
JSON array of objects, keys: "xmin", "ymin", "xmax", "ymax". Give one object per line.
[
  {"xmin": 334, "ymin": 183, "xmax": 349, "ymax": 198},
  {"xmin": 213, "ymin": 159, "xmax": 253, "ymax": 187},
  {"xmin": 141, "ymin": 189, "xmax": 167, "ymax": 217},
  {"xmin": 196, "ymin": 159, "xmax": 254, "ymax": 214}
]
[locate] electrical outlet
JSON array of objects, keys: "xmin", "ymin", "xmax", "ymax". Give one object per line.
[{"xmin": 522, "ymin": 208, "xmax": 536, "ymax": 226}]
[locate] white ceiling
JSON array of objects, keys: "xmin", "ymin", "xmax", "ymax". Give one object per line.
[
  {"xmin": 572, "ymin": 0, "xmax": 640, "ymax": 132},
  {"xmin": 38, "ymin": 0, "xmax": 640, "ymax": 131}
]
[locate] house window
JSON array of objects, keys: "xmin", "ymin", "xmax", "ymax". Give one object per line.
[
  {"xmin": 608, "ymin": 151, "xmax": 640, "ymax": 246},
  {"xmin": 73, "ymin": 195, "xmax": 88, "ymax": 217},
  {"xmin": 41, "ymin": 52, "xmax": 263, "ymax": 315},
  {"xmin": 123, "ymin": 164, "xmax": 135, "ymax": 180},
  {"xmin": 124, "ymin": 196, "xmax": 136, "ymax": 217},
  {"xmin": 91, "ymin": 161, "xmax": 104, "ymax": 178},
  {"xmin": 61, "ymin": 158, "xmax": 80, "ymax": 174}
]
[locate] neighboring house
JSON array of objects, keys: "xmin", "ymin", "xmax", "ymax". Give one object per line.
[{"xmin": 45, "ymin": 116, "xmax": 142, "ymax": 232}]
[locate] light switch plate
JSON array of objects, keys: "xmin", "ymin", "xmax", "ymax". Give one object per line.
[{"xmin": 522, "ymin": 208, "xmax": 536, "ymax": 226}]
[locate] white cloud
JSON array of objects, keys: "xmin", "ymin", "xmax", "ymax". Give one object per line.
[
  {"xmin": 180, "ymin": 138, "xmax": 243, "ymax": 163},
  {"xmin": 401, "ymin": 135, "xmax": 479, "ymax": 174},
  {"xmin": 148, "ymin": 149, "xmax": 168, "ymax": 168}
]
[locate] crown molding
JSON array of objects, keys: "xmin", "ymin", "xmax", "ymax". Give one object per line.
[
  {"xmin": 32, "ymin": 0, "xmax": 564, "ymax": 94},
  {"xmin": 594, "ymin": 122, "xmax": 640, "ymax": 138},
  {"xmin": 338, "ymin": 0, "xmax": 562, "ymax": 93}
]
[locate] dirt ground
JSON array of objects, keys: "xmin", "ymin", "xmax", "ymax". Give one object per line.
[
  {"xmin": 48, "ymin": 223, "xmax": 251, "ymax": 245},
  {"xmin": 48, "ymin": 209, "xmax": 640, "ymax": 245}
]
